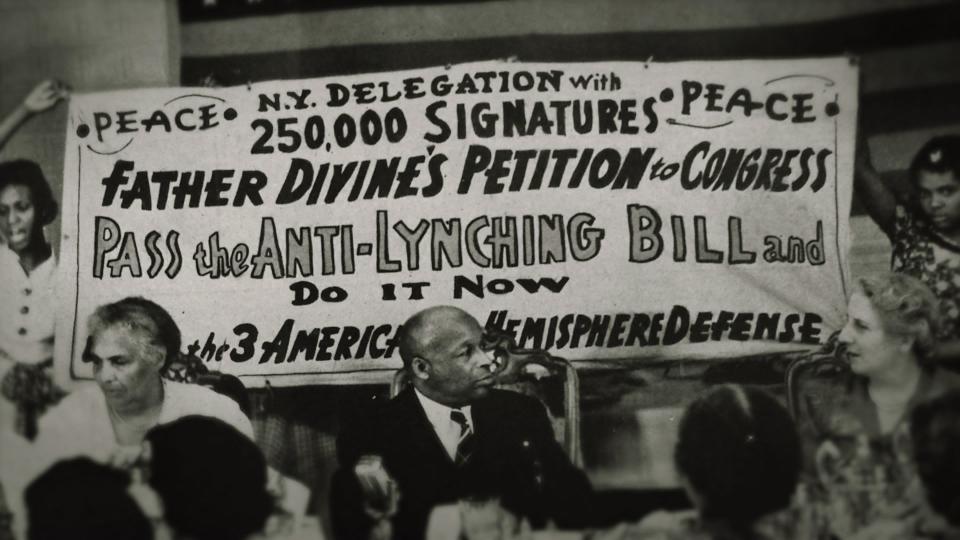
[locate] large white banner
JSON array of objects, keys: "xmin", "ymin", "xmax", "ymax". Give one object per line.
[{"xmin": 58, "ymin": 59, "xmax": 857, "ymax": 385}]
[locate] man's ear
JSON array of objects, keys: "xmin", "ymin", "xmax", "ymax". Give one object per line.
[{"xmin": 411, "ymin": 357, "xmax": 431, "ymax": 380}]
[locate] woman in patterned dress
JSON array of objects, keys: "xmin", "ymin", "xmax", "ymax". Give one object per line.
[{"xmin": 856, "ymin": 135, "xmax": 960, "ymax": 367}]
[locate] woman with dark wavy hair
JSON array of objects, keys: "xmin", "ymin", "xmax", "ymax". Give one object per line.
[{"xmin": 0, "ymin": 80, "xmax": 67, "ymax": 440}]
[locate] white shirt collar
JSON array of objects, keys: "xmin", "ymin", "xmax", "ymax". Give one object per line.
[
  {"xmin": 0, "ymin": 243, "xmax": 56, "ymax": 282},
  {"xmin": 413, "ymin": 387, "xmax": 473, "ymax": 460}
]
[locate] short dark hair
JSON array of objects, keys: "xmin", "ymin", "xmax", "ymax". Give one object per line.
[
  {"xmin": 910, "ymin": 135, "xmax": 960, "ymax": 188},
  {"xmin": 0, "ymin": 159, "xmax": 58, "ymax": 227},
  {"xmin": 25, "ymin": 457, "xmax": 152, "ymax": 540},
  {"xmin": 85, "ymin": 296, "xmax": 182, "ymax": 368},
  {"xmin": 397, "ymin": 311, "xmax": 429, "ymax": 370},
  {"xmin": 146, "ymin": 416, "xmax": 272, "ymax": 540},
  {"xmin": 911, "ymin": 390, "xmax": 960, "ymax": 526},
  {"xmin": 675, "ymin": 385, "xmax": 801, "ymax": 529}
]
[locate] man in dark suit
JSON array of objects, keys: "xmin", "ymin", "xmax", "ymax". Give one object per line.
[{"xmin": 331, "ymin": 306, "xmax": 594, "ymax": 540}]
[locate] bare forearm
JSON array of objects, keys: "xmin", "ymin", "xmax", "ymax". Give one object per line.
[
  {"xmin": 1, "ymin": 80, "xmax": 68, "ymax": 151},
  {"xmin": 854, "ymin": 158, "xmax": 899, "ymax": 237},
  {"xmin": 0, "ymin": 105, "xmax": 31, "ymax": 150},
  {"xmin": 853, "ymin": 131, "xmax": 904, "ymax": 238}
]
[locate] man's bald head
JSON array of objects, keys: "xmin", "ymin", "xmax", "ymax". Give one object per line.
[
  {"xmin": 398, "ymin": 306, "xmax": 477, "ymax": 369},
  {"xmin": 397, "ymin": 306, "xmax": 496, "ymax": 406}
]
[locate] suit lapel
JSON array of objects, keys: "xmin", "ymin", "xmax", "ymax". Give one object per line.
[
  {"xmin": 394, "ymin": 387, "xmax": 455, "ymax": 465},
  {"xmin": 470, "ymin": 396, "xmax": 502, "ymax": 460}
]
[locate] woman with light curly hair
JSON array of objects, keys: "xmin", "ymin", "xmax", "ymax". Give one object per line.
[
  {"xmin": 839, "ymin": 272, "xmax": 952, "ymax": 430},
  {"xmin": 795, "ymin": 272, "xmax": 960, "ymax": 538}
]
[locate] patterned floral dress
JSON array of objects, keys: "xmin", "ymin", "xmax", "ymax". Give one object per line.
[
  {"xmin": 795, "ymin": 365, "xmax": 960, "ymax": 538},
  {"xmin": 891, "ymin": 205, "xmax": 960, "ymax": 342}
]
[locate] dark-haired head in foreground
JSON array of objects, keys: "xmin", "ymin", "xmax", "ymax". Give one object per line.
[
  {"xmin": 25, "ymin": 457, "xmax": 152, "ymax": 540},
  {"xmin": 146, "ymin": 415, "xmax": 272, "ymax": 540},
  {"xmin": 912, "ymin": 390, "xmax": 960, "ymax": 528},
  {"xmin": 675, "ymin": 384, "xmax": 801, "ymax": 535}
]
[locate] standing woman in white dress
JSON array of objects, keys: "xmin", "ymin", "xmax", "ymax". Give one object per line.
[{"xmin": 0, "ymin": 80, "xmax": 68, "ymax": 440}]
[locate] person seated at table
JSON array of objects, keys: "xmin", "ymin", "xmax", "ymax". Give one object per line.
[
  {"xmin": 24, "ymin": 457, "xmax": 152, "ymax": 540},
  {"xmin": 145, "ymin": 415, "xmax": 275, "ymax": 540},
  {"xmin": 855, "ymin": 135, "xmax": 960, "ymax": 367},
  {"xmin": 794, "ymin": 272, "xmax": 960, "ymax": 537},
  {"xmin": 331, "ymin": 305, "xmax": 594, "ymax": 540},
  {"xmin": 33, "ymin": 296, "xmax": 253, "ymax": 468},
  {"xmin": 594, "ymin": 384, "xmax": 802, "ymax": 540}
]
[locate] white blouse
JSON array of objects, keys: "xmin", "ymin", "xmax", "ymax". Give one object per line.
[
  {"xmin": 0, "ymin": 245, "xmax": 56, "ymax": 366},
  {"xmin": 34, "ymin": 379, "xmax": 255, "ymax": 466}
]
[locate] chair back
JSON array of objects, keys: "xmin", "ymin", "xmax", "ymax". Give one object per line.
[
  {"xmin": 197, "ymin": 372, "xmax": 252, "ymax": 418},
  {"xmin": 390, "ymin": 370, "xmax": 411, "ymax": 400},
  {"xmin": 784, "ymin": 331, "xmax": 849, "ymax": 419}
]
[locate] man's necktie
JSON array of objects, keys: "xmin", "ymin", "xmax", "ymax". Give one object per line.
[{"xmin": 450, "ymin": 409, "xmax": 475, "ymax": 465}]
